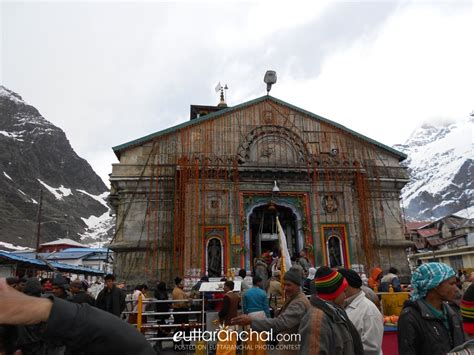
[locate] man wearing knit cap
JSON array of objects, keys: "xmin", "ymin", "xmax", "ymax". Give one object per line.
[
  {"xmin": 339, "ymin": 268, "xmax": 383, "ymax": 355},
  {"xmin": 51, "ymin": 275, "xmax": 72, "ymax": 301},
  {"xmin": 298, "ymin": 266, "xmax": 363, "ymax": 355},
  {"xmin": 231, "ymin": 267, "xmax": 311, "ymax": 355},
  {"xmin": 70, "ymin": 280, "xmax": 96, "ymax": 306},
  {"xmin": 398, "ymin": 262, "xmax": 465, "ymax": 354}
]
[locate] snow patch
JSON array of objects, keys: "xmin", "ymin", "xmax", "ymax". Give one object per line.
[
  {"xmin": 76, "ymin": 189, "xmax": 109, "ymax": 208},
  {"xmin": 37, "ymin": 179, "xmax": 73, "ymax": 200},
  {"xmin": 0, "ymin": 241, "xmax": 30, "ymax": 251},
  {"xmin": 0, "ymin": 86, "xmax": 24, "ymax": 104},
  {"xmin": 0, "ymin": 130, "xmax": 24, "ymax": 142},
  {"xmin": 3, "ymin": 172, "xmax": 13, "ymax": 181},
  {"xmin": 79, "ymin": 212, "xmax": 113, "ymax": 242},
  {"xmin": 400, "ymin": 118, "xmax": 473, "ymax": 207},
  {"xmin": 16, "ymin": 189, "xmax": 38, "ymax": 204},
  {"xmin": 454, "ymin": 206, "xmax": 474, "ymax": 219}
]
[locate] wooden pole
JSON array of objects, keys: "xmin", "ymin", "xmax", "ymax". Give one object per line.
[
  {"xmin": 35, "ymin": 189, "xmax": 43, "ymax": 258},
  {"xmin": 137, "ymin": 293, "xmax": 143, "ymax": 332}
]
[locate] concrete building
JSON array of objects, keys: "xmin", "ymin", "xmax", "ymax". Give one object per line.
[
  {"xmin": 12, "ymin": 247, "xmax": 113, "ymax": 274},
  {"xmin": 407, "ymin": 215, "xmax": 474, "ymax": 270}
]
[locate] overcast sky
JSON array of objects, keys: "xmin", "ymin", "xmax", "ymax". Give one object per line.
[{"xmin": 1, "ymin": 0, "xmax": 472, "ymax": 185}]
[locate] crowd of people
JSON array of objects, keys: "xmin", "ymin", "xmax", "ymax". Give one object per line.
[
  {"xmin": 0, "ymin": 274, "xmax": 154, "ymax": 354},
  {"xmin": 2, "ymin": 258, "xmax": 474, "ymax": 354}
]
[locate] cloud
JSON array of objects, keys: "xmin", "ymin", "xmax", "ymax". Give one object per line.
[{"xmin": 1, "ymin": 1, "xmax": 472, "ymax": 185}]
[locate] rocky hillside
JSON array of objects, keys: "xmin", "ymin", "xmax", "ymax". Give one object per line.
[
  {"xmin": 0, "ymin": 86, "xmax": 113, "ymax": 250},
  {"xmin": 394, "ymin": 115, "xmax": 473, "ymax": 221}
]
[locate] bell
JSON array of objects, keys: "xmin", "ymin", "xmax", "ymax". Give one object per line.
[{"xmin": 267, "ymin": 201, "xmax": 276, "ymax": 212}]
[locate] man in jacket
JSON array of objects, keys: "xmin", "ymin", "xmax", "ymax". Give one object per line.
[
  {"xmin": 398, "ymin": 262, "xmax": 465, "ymax": 354},
  {"xmin": 243, "ymin": 276, "xmax": 270, "ymax": 318},
  {"xmin": 51, "ymin": 275, "xmax": 73, "ymax": 301},
  {"xmin": 218, "ymin": 281, "xmax": 241, "ymax": 326},
  {"xmin": 70, "ymin": 280, "xmax": 96, "ymax": 306},
  {"xmin": 298, "ymin": 266, "xmax": 364, "ymax": 355},
  {"xmin": 172, "ymin": 276, "xmax": 190, "ymax": 349},
  {"xmin": 267, "ymin": 271, "xmax": 284, "ymax": 312},
  {"xmin": 96, "ymin": 274, "xmax": 126, "ymax": 317},
  {"xmin": 232, "ymin": 267, "xmax": 311, "ymax": 355},
  {"xmin": 379, "ymin": 267, "xmax": 402, "ymax": 292},
  {"xmin": 339, "ymin": 268, "xmax": 383, "ymax": 355}
]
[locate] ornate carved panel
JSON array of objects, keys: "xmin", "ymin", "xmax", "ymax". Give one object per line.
[{"xmin": 237, "ymin": 125, "xmax": 309, "ymax": 165}]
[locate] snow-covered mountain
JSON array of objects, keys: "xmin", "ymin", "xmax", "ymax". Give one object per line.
[
  {"xmin": 0, "ymin": 86, "xmax": 113, "ymax": 250},
  {"xmin": 394, "ymin": 116, "xmax": 473, "ymax": 221}
]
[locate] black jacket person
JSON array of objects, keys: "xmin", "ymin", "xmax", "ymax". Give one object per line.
[
  {"xmin": 398, "ymin": 262, "xmax": 465, "ymax": 354},
  {"xmin": 96, "ymin": 274, "xmax": 126, "ymax": 317}
]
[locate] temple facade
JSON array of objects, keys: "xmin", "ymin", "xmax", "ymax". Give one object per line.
[{"xmin": 109, "ymin": 95, "xmax": 411, "ymax": 285}]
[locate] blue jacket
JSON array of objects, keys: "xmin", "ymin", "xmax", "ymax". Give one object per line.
[{"xmin": 243, "ymin": 287, "xmax": 270, "ymax": 317}]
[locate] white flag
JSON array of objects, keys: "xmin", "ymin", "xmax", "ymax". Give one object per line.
[
  {"xmin": 214, "ymin": 82, "xmax": 222, "ymax": 93},
  {"xmin": 276, "ymin": 216, "xmax": 292, "ymax": 273}
]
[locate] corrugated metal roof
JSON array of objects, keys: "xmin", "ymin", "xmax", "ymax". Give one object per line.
[
  {"xmin": 0, "ymin": 251, "xmax": 104, "ymax": 275},
  {"xmin": 62, "ymin": 247, "xmax": 109, "ymax": 253},
  {"xmin": 40, "ymin": 238, "xmax": 86, "ymax": 247},
  {"xmin": 406, "ymin": 222, "xmax": 431, "ymax": 230},
  {"xmin": 418, "ymin": 229, "xmax": 439, "ymax": 238},
  {"xmin": 414, "ymin": 240, "xmax": 426, "ymax": 249},
  {"xmin": 47, "ymin": 251, "xmax": 95, "ymax": 260},
  {"xmin": 12, "ymin": 248, "xmax": 110, "ymax": 261},
  {"xmin": 427, "ymin": 235, "xmax": 466, "ymax": 247},
  {"xmin": 112, "ymin": 95, "xmax": 407, "ymax": 161}
]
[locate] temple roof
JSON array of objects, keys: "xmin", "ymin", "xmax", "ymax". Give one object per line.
[{"xmin": 112, "ymin": 95, "xmax": 407, "ymax": 161}]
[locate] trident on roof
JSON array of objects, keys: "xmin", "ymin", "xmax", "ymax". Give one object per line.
[{"xmin": 215, "ymin": 82, "xmax": 229, "ymax": 107}]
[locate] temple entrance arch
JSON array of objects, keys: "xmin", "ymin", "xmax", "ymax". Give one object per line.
[{"xmin": 244, "ymin": 199, "xmax": 305, "ymax": 270}]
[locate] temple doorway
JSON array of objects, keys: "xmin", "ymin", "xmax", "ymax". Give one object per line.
[{"xmin": 249, "ymin": 204, "xmax": 299, "ymax": 262}]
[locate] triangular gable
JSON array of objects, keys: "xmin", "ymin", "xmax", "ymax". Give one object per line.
[{"xmin": 112, "ymin": 95, "xmax": 407, "ymax": 161}]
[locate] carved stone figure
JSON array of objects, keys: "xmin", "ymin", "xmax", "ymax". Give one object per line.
[
  {"xmin": 208, "ymin": 238, "xmax": 222, "ymax": 277},
  {"xmin": 323, "ymin": 194, "xmax": 338, "ymax": 213}
]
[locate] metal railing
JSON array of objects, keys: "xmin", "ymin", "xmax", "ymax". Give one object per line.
[
  {"xmin": 123, "ymin": 296, "xmax": 208, "ymax": 342},
  {"xmin": 124, "ymin": 293, "xmax": 287, "ymax": 344}
]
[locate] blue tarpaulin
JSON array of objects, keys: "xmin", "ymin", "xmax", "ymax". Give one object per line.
[{"xmin": 0, "ymin": 251, "xmax": 104, "ymax": 276}]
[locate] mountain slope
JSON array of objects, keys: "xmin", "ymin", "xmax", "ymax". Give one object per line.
[
  {"xmin": 394, "ymin": 116, "xmax": 473, "ymax": 221},
  {"xmin": 0, "ymin": 86, "xmax": 113, "ymax": 250}
]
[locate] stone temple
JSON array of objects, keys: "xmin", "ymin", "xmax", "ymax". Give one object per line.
[{"xmin": 109, "ymin": 94, "xmax": 411, "ymax": 285}]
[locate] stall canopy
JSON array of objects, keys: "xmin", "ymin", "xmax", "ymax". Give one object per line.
[{"xmin": 0, "ymin": 251, "xmax": 104, "ymax": 276}]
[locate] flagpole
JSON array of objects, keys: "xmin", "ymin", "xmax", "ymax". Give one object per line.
[{"xmin": 276, "ymin": 216, "xmax": 292, "ymax": 303}]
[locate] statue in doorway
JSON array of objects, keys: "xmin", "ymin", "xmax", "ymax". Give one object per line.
[
  {"xmin": 208, "ymin": 239, "xmax": 222, "ymax": 277},
  {"xmin": 328, "ymin": 237, "xmax": 343, "ymax": 267}
]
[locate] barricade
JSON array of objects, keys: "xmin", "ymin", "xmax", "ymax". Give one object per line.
[
  {"xmin": 123, "ymin": 295, "xmax": 214, "ymax": 352},
  {"xmin": 123, "ymin": 292, "xmax": 287, "ymax": 353}
]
